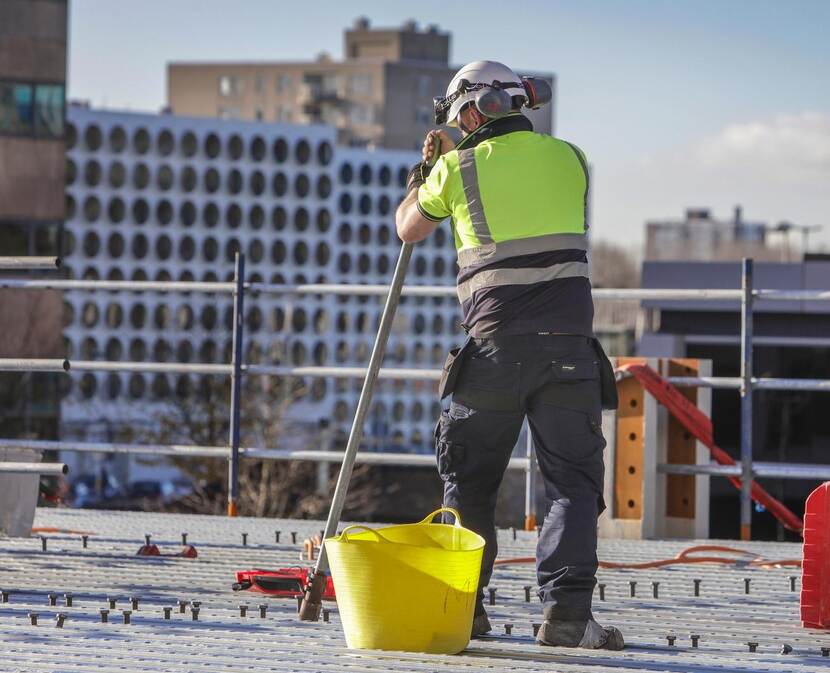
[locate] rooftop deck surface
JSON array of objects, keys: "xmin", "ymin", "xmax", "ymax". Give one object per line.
[{"xmin": 1, "ymin": 508, "xmax": 828, "ymax": 672}]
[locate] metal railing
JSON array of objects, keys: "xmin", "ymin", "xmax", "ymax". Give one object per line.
[
  {"xmin": 2, "ymin": 255, "xmax": 830, "ymax": 535},
  {"xmin": 0, "ymin": 256, "xmax": 61, "ymax": 270}
]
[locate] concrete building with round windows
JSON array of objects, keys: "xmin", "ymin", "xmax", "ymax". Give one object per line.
[{"xmin": 61, "ymin": 104, "xmax": 460, "ymax": 470}]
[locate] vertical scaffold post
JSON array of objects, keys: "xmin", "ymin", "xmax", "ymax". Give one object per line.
[
  {"xmin": 524, "ymin": 422, "xmax": 537, "ymax": 530},
  {"xmin": 228, "ymin": 252, "xmax": 246, "ymax": 517},
  {"xmin": 740, "ymin": 258, "xmax": 754, "ymax": 540}
]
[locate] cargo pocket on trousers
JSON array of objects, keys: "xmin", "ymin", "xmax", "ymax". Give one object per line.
[
  {"xmin": 438, "ymin": 344, "xmax": 466, "ymax": 400},
  {"xmin": 434, "ymin": 410, "xmax": 465, "ymax": 482}
]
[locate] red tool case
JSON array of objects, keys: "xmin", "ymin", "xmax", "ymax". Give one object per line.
[{"xmin": 233, "ymin": 568, "xmax": 336, "ymax": 600}]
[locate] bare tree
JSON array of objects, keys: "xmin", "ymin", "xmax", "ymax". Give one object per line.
[
  {"xmin": 590, "ymin": 240, "xmax": 640, "ymax": 288},
  {"xmin": 140, "ymin": 373, "xmax": 378, "ymax": 519},
  {"xmin": 0, "ymin": 288, "xmax": 63, "ymax": 437}
]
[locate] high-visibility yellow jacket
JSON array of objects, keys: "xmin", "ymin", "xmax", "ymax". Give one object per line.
[{"xmin": 417, "ymin": 114, "xmax": 593, "ymax": 336}]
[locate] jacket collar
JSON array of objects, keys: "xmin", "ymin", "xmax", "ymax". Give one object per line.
[{"xmin": 455, "ymin": 113, "xmax": 533, "ymax": 151}]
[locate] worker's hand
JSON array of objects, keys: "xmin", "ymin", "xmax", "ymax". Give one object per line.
[{"xmin": 422, "ymin": 129, "xmax": 455, "ymax": 165}]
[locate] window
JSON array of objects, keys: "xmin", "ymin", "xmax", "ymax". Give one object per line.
[
  {"xmin": 350, "ymin": 104, "xmax": 373, "ymax": 125},
  {"xmin": 255, "ymin": 108, "xmax": 263, "ymax": 121},
  {"xmin": 276, "ymin": 104, "xmax": 292, "ymax": 122},
  {"xmin": 415, "ymin": 105, "xmax": 432, "ymax": 125},
  {"xmin": 276, "ymin": 73, "xmax": 292, "ymax": 93},
  {"xmin": 219, "ymin": 75, "xmax": 243, "ymax": 97},
  {"xmin": 0, "ymin": 82, "xmax": 34, "ymax": 134},
  {"xmin": 254, "ymin": 74, "xmax": 265, "ymax": 94},
  {"xmin": 218, "ymin": 106, "xmax": 242, "ymax": 120},
  {"xmin": 348, "ymin": 73, "xmax": 372, "ymax": 95},
  {"xmin": 322, "ymin": 74, "xmax": 339, "ymax": 95},
  {"xmin": 0, "ymin": 81, "xmax": 65, "ymax": 138}
]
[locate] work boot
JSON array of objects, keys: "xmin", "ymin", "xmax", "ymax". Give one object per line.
[
  {"xmin": 536, "ymin": 618, "xmax": 624, "ymax": 650},
  {"xmin": 470, "ymin": 603, "xmax": 492, "ymax": 638}
]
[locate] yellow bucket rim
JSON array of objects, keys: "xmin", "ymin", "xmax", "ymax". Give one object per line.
[{"xmin": 329, "ymin": 507, "xmax": 485, "ymax": 551}]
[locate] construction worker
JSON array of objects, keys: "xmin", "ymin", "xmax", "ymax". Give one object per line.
[{"xmin": 395, "ymin": 61, "xmax": 623, "ymax": 650}]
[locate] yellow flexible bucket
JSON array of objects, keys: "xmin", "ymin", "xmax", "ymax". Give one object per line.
[{"xmin": 325, "ymin": 507, "xmax": 484, "ymax": 654}]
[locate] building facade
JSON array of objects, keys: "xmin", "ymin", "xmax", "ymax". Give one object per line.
[
  {"xmin": 62, "ymin": 105, "xmax": 460, "ymax": 460},
  {"xmin": 0, "ymin": 0, "xmax": 67, "ymax": 247},
  {"xmin": 645, "ymin": 207, "xmax": 777, "ymax": 262},
  {"xmin": 167, "ymin": 18, "xmax": 554, "ymax": 150},
  {"xmin": 0, "ymin": 0, "xmax": 68, "ymax": 441}
]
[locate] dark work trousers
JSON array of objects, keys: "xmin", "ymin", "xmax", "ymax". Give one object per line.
[{"xmin": 435, "ymin": 334, "xmax": 606, "ymax": 622}]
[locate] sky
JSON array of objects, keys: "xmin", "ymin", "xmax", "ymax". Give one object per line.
[{"xmin": 67, "ymin": 0, "xmax": 830, "ymax": 253}]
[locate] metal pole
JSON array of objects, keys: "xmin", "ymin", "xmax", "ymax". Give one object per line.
[
  {"xmin": 299, "ymin": 242, "xmax": 413, "ymax": 621},
  {"xmin": 0, "ymin": 462, "xmax": 68, "ymax": 475},
  {"xmin": 740, "ymin": 258, "xmax": 754, "ymax": 541},
  {"xmin": 0, "ymin": 256, "xmax": 61, "ymax": 270},
  {"xmin": 316, "ymin": 421, "xmax": 332, "ymax": 496},
  {"xmin": 0, "ymin": 359, "xmax": 70, "ymax": 372},
  {"xmin": 524, "ymin": 422, "xmax": 537, "ymax": 530},
  {"xmin": 227, "ymin": 253, "xmax": 246, "ymax": 517}
]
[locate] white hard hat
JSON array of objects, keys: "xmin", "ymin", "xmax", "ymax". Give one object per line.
[{"xmin": 442, "ymin": 60, "xmax": 528, "ymax": 127}]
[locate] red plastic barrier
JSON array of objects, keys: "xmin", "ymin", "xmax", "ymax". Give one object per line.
[{"xmin": 801, "ymin": 482, "xmax": 830, "ymax": 629}]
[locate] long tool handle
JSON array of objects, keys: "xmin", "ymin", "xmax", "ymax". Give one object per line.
[{"xmin": 299, "ymin": 241, "xmax": 414, "ymax": 621}]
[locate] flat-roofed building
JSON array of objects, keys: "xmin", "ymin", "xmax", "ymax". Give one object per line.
[
  {"xmin": 167, "ymin": 18, "xmax": 554, "ymax": 150},
  {"xmin": 0, "ymin": 0, "xmax": 68, "ymax": 441}
]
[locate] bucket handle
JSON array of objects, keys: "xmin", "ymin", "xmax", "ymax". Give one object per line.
[
  {"xmin": 338, "ymin": 525, "xmax": 388, "ymax": 543},
  {"xmin": 417, "ymin": 507, "xmax": 463, "ymax": 528}
]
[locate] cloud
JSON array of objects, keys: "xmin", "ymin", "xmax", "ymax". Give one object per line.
[
  {"xmin": 593, "ymin": 111, "xmax": 830, "ymax": 250},
  {"xmin": 695, "ymin": 112, "xmax": 830, "ymax": 184}
]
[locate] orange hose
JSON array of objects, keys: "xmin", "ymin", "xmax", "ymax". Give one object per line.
[
  {"xmin": 494, "ymin": 544, "xmax": 801, "ymax": 569},
  {"xmin": 31, "ymin": 527, "xmax": 96, "ymax": 535}
]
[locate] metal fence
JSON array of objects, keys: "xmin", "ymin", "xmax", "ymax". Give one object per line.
[{"xmin": 2, "ymin": 255, "xmax": 830, "ymax": 536}]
